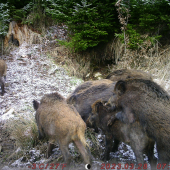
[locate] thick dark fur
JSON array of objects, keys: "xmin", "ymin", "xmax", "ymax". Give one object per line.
[
  {"xmin": 67, "ymin": 79, "xmax": 116, "ymax": 123},
  {"xmin": 0, "ymin": 59, "xmax": 7, "ymax": 95},
  {"xmin": 86, "ymin": 100, "xmax": 156, "ymax": 168},
  {"xmin": 67, "ymin": 70, "xmax": 153, "ymax": 161},
  {"xmin": 33, "ymin": 92, "xmax": 91, "ymax": 168},
  {"xmin": 114, "ymin": 79, "xmax": 170, "ymax": 166},
  {"xmin": 40, "ymin": 92, "xmax": 65, "ymax": 103},
  {"xmin": 106, "ymin": 69, "xmax": 152, "ymax": 81},
  {"xmin": 67, "ymin": 69, "xmax": 152, "ymax": 124}
]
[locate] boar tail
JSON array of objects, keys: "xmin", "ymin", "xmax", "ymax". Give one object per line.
[
  {"xmin": 77, "ymin": 125, "xmax": 89, "ymax": 148},
  {"xmin": 33, "ymin": 100, "xmax": 39, "ymax": 110}
]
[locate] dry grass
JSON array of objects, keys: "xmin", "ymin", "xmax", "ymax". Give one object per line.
[
  {"xmin": 4, "ymin": 113, "xmax": 39, "ymax": 149},
  {"xmin": 108, "ymin": 37, "xmax": 170, "ymax": 83},
  {"xmin": 45, "ymin": 46, "xmax": 91, "ymax": 80},
  {"xmin": 3, "ymin": 43, "xmax": 17, "ymax": 55},
  {"xmin": 85, "ymin": 128, "xmax": 103, "ymax": 159},
  {"xmin": 45, "ymin": 34, "xmax": 170, "ymax": 82}
]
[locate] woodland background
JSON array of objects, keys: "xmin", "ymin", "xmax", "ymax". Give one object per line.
[
  {"xmin": 1, "ymin": 0, "xmax": 170, "ymax": 81},
  {"xmin": 0, "ymin": 1, "xmax": 170, "ymax": 169}
]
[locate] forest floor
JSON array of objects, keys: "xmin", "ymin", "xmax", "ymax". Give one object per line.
[
  {"xmin": 0, "ymin": 24, "xmax": 167, "ymax": 170},
  {"xmin": 0, "ymin": 42, "xmax": 159, "ymax": 170}
]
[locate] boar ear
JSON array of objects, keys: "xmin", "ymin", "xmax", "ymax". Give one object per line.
[
  {"xmin": 114, "ymin": 80, "xmax": 127, "ymax": 95},
  {"xmin": 33, "ymin": 100, "xmax": 39, "ymax": 110},
  {"xmin": 67, "ymin": 95, "xmax": 77, "ymax": 105},
  {"xmin": 91, "ymin": 100, "xmax": 103, "ymax": 114}
]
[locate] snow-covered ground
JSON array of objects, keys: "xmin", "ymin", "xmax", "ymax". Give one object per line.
[
  {"xmin": 0, "ymin": 41, "xmax": 162, "ymax": 170},
  {"xmin": 0, "ymin": 42, "xmax": 83, "ymax": 120},
  {"xmin": 0, "ymin": 43, "xmax": 84, "ymax": 170},
  {"xmin": 0, "ymin": 43, "xmax": 136, "ymax": 170}
]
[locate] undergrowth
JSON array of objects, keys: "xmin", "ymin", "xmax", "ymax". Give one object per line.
[
  {"xmin": 4, "ymin": 113, "xmax": 39, "ymax": 149},
  {"xmin": 110, "ymin": 36, "xmax": 170, "ymax": 88}
]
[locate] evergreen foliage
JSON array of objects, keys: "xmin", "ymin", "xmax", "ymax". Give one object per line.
[
  {"xmin": 0, "ymin": 0, "xmax": 170, "ymax": 52},
  {"xmin": 116, "ymin": 0, "xmax": 170, "ymax": 50},
  {"xmin": 46, "ymin": 0, "xmax": 119, "ymax": 51},
  {"xmin": 0, "ymin": 3, "xmax": 10, "ymax": 38}
]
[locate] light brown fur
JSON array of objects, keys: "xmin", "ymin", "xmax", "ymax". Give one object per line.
[{"xmin": 33, "ymin": 92, "xmax": 91, "ymax": 168}]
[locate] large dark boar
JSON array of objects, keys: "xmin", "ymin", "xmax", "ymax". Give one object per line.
[
  {"xmin": 66, "ymin": 80, "xmax": 116, "ymax": 160},
  {"xmin": 67, "ymin": 70, "xmax": 153, "ymax": 161},
  {"xmin": 67, "ymin": 79, "xmax": 116, "ymax": 124},
  {"xmin": 67, "ymin": 69, "xmax": 152, "ymax": 124},
  {"xmin": 0, "ymin": 59, "xmax": 7, "ymax": 95},
  {"xmin": 33, "ymin": 92, "xmax": 91, "ymax": 168},
  {"xmin": 86, "ymin": 99, "xmax": 156, "ymax": 168},
  {"xmin": 113, "ymin": 79, "xmax": 170, "ymax": 167},
  {"xmin": 106, "ymin": 69, "xmax": 152, "ymax": 81}
]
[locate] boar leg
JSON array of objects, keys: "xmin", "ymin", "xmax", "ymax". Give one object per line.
[
  {"xmin": 74, "ymin": 139, "xmax": 91, "ymax": 165},
  {"xmin": 133, "ymin": 148, "xmax": 144, "ymax": 165},
  {"xmin": 37, "ymin": 124, "xmax": 45, "ymax": 140},
  {"xmin": 104, "ymin": 134, "xmax": 115, "ymax": 160},
  {"xmin": 157, "ymin": 146, "xmax": 169, "ymax": 170},
  {"xmin": 112, "ymin": 138, "xmax": 120, "ymax": 152},
  {"xmin": 38, "ymin": 129, "xmax": 44, "ymax": 140},
  {"xmin": 0, "ymin": 78, "xmax": 5, "ymax": 96},
  {"xmin": 47, "ymin": 142, "xmax": 55, "ymax": 158},
  {"xmin": 129, "ymin": 130, "xmax": 144, "ymax": 165},
  {"xmin": 146, "ymin": 140, "xmax": 157, "ymax": 170},
  {"xmin": 59, "ymin": 144, "xmax": 71, "ymax": 168}
]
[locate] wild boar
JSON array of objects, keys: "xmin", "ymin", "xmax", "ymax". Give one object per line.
[
  {"xmin": 66, "ymin": 79, "xmax": 116, "ymax": 124},
  {"xmin": 33, "ymin": 92, "xmax": 91, "ymax": 168},
  {"xmin": 86, "ymin": 99, "xmax": 156, "ymax": 168},
  {"xmin": 0, "ymin": 59, "xmax": 7, "ymax": 95},
  {"xmin": 67, "ymin": 70, "xmax": 153, "ymax": 161},
  {"xmin": 113, "ymin": 79, "xmax": 170, "ymax": 167},
  {"xmin": 106, "ymin": 69, "xmax": 152, "ymax": 82},
  {"xmin": 67, "ymin": 69, "xmax": 152, "ymax": 125}
]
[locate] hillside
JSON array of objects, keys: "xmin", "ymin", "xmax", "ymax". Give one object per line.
[{"xmin": 1, "ymin": 0, "xmax": 170, "ymax": 168}]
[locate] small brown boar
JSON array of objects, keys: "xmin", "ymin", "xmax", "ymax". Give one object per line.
[
  {"xmin": 0, "ymin": 59, "xmax": 7, "ymax": 95},
  {"xmin": 113, "ymin": 79, "xmax": 170, "ymax": 167},
  {"xmin": 106, "ymin": 69, "xmax": 152, "ymax": 81},
  {"xmin": 33, "ymin": 92, "xmax": 91, "ymax": 168},
  {"xmin": 86, "ymin": 99, "xmax": 156, "ymax": 168}
]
